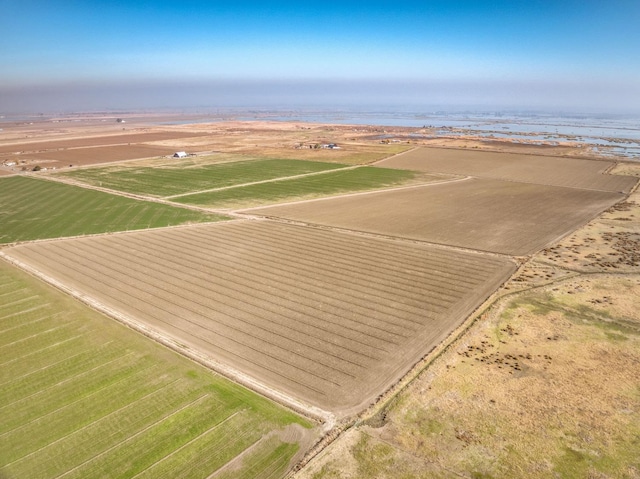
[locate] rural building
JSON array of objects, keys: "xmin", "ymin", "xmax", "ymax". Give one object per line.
[{"xmin": 173, "ymin": 151, "xmax": 188, "ymax": 158}]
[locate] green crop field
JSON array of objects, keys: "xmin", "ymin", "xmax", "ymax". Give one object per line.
[
  {"xmin": 173, "ymin": 166, "xmax": 420, "ymax": 208},
  {"xmin": 0, "ymin": 176, "xmax": 225, "ymax": 244},
  {"xmin": 0, "ymin": 258, "xmax": 313, "ymax": 479},
  {"xmin": 59, "ymin": 158, "xmax": 349, "ymax": 197}
]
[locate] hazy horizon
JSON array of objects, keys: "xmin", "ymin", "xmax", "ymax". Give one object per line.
[{"xmin": 2, "ymin": 1, "xmax": 639, "ymax": 115}]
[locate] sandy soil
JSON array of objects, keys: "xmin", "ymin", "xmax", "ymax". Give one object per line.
[{"xmin": 3, "ymin": 220, "xmax": 514, "ymax": 417}]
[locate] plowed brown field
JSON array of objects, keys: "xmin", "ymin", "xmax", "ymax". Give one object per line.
[
  {"xmin": 247, "ymin": 178, "xmax": 625, "ymax": 256},
  {"xmin": 377, "ymin": 147, "xmax": 637, "ymax": 193},
  {"xmin": 21, "ymin": 144, "xmax": 175, "ymax": 167},
  {"xmin": 4, "ymin": 221, "xmax": 515, "ymax": 416},
  {"xmin": 0, "ymin": 131, "xmax": 208, "ymax": 155}
]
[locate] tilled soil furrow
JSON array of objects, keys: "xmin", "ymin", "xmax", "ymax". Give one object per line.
[
  {"xmin": 237, "ymin": 220, "xmax": 503, "ymax": 278},
  {"xmin": 186, "ymin": 225, "xmax": 473, "ymax": 301},
  {"xmin": 80, "ymin": 240, "xmax": 384, "ymax": 363},
  {"xmin": 131, "ymin": 232, "xmax": 426, "ymax": 333},
  {"xmin": 183, "ymin": 225, "xmax": 472, "ymax": 302},
  {"xmin": 93, "ymin": 232, "xmax": 410, "ymax": 343},
  {"xmin": 5, "ymin": 220, "xmax": 516, "ymax": 412},
  {"xmin": 37, "ymin": 244, "xmax": 357, "ymax": 383},
  {"xmin": 68, "ymin": 241, "xmax": 372, "ymax": 372},
  {"xmin": 165, "ymin": 228, "xmax": 446, "ymax": 318},
  {"xmin": 20, "ymin": 247, "xmax": 335, "ymax": 395}
]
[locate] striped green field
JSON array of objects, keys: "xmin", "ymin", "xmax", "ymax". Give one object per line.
[
  {"xmin": 0, "ymin": 176, "xmax": 224, "ymax": 244},
  {"xmin": 0, "ymin": 258, "xmax": 313, "ymax": 479},
  {"xmin": 173, "ymin": 167, "xmax": 420, "ymax": 209},
  {"xmin": 58, "ymin": 158, "xmax": 349, "ymax": 197}
]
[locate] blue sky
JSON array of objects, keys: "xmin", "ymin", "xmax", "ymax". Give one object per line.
[{"xmin": 1, "ymin": 1, "xmax": 639, "ymax": 113}]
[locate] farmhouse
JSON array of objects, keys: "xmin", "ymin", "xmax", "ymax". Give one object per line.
[{"xmin": 173, "ymin": 151, "xmax": 188, "ymax": 158}]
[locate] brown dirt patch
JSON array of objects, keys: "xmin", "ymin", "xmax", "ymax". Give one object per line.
[
  {"xmin": 19, "ymin": 144, "xmax": 176, "ymax": 169},
  {"xmin": 247, "ymin": 178, "xmax": 625, "ymax": 256},
  {"xmin": 0, "ymin": 131, "xmax": 208, "ymax": 155},
  {"xmin": 376, "ymin": 147, "xmax": 638, "ymax": 193},
  {"xmin": 4, "ymin": 220, "xmax": 515, "ymax": 417}
]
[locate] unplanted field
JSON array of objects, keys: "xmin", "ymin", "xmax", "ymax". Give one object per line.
[
  {"xmin": 22, "ymin": 144, "xmax": 176, "ymax": 167},
  {"xmin": 297, "ymin": 275, "xmax": 640, "ymax": 478},
  {"xmin": 377, "ymin": 147, "xmax": 638, "ymax": 193},
  {"xmin": 0, "ymin": 176, "xmax": 224, "ymax": 244},
  {"xmin": 173, "ymin": 167, "xmax": 425, "ymax": 209},
  {"xmin": 248, "ymin": 178, "xmax": 625, "ymax": 256},
  {"xmin": 4, "ymin": 220, "xmax": 516, "ymax": 415},
  {"xmin": 0, "ymin": 258, "xmax": 312, "ymax": 479},
  {"xmin": 0, "ymin": 131, "xmax": 208, "ymax": 155},
  {"xmin": 59, "ymin": 157, "xmax": 350, "ymax": 197}
]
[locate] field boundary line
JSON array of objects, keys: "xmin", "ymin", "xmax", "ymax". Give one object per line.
[
  {"xmin": 372, "ymin": 147, "xmax": 638, "ymax": 194},
  {"xmin": 0, "ymin": 312, "xmax": 58, "ymax": 335},
  {"xmin": 205, "ymin": 429, "xmax": 270, "ymax": 479},
  {"xmin": 238, "ymin": 175, "xmax": 470, "ymax": 212},
  {"xmin": 0, "ymin": 349, "xmax": 89, "ymax": 392},
  {"xmin": 369, "ymin": 146, "xmax": 420, "ymax": 165},
  {"xmin": 0, "ymin": 362, "xmax": 158, "ymax": 439},
  {"xmin": 0, "ymin": 349, "xmax": 128, "ymax": 410},
  {"xmin": 0, "ymin": 322, "xmax": 78, "ymax": 350},
  {"xmin": 163, "ymin": 165, "xmax": 361, "ymax": 199},
  {"xmin": 0, "ymin": 304, "xmax": 49, "ymax": 321},
  {"xmin": 0, "ymin": 294, "xmax": 39, "ymax": 310},
  {"xmin": 52, "ymin": 391, "xmax": 207, "ymax": 479},
  {"xmin": 243, "ymin": 217, "xmax": 516, "ymax": 261},
  {"xmin": 0, "ymin": 253, "xmax": 335, "ymax": 427},
  {"xmin": 3, "ymin": 379, "xmax": 183, "ymax": 469},
  {"xmin": 389, "ymin": 144, "xmax": 626, "ymax": 163},
  {"xmin": 0, "ymin": 334, "xmax": 84, "ymax": 368},
  {"xmin": 30, "ymin": 174, "xmax": 236, "ymax": 217},
  {"xmin": 129, "ymin": 410, "xmax": 244, "ymax": 479}
]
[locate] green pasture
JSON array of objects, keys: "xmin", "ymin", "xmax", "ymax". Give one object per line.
[
  {"xmin": 173, "ymin": 166, "xmax": 418, "ymax": 208},
  {"xmin": 0, "ymin": 259, "xmax": 312, "ymax": 479},
  {"xmin": 0, "ymin": 176, "xmax": 224, "ymax": 244},
  {"xmin": 59, "ymin": 158, "xmax": 349, "ymax": 197}
]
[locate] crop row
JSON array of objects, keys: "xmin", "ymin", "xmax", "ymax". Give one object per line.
[
  {"xmin": 173, "ymin": 166, "xmax": 418, "ymax": 208},
  {"xmin": 0, "ymin": 259, "xmax": 311, "ymax": 478},
  {"xmin": 60, "ymin": 158, "xmax": 349, "ymax": 197},
  {"xmin": 0, "ymin": 176, "xmax": 223, "ymax": 244},
  {"xmin": 5, "ymin": 221, "xmax": 515, "ymax": 410}
]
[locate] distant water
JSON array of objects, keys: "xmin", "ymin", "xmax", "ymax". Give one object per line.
[
  {"xmin": 259, "ymin": 111, "xmax": 640, "ymax": 159},
  {"xmin": 3, "ymin": 110, "xmax": 638, "ymax": 159}
]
